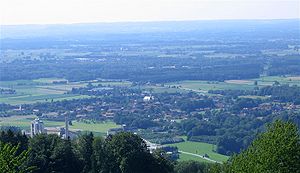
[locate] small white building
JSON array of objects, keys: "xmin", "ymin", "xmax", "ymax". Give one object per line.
[
  {"xmin": 143, "ymin": 139, "xmax": 161, "ymax": 153},
  {"xmin": 143, "ymin": 96, "xmax": 154, "ymax": 102},
  {"xmin": 30, "ymin": 118, "xmax": 45, "ymax": 137}
]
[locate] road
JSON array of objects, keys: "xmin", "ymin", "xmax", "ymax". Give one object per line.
[
  {"xmin": 179, "ymin": 150, "xmax": 222, "ymax": 163},
  {"xmin": 143, "ymin": 139, "xmax": 222, "ymax": 163}
]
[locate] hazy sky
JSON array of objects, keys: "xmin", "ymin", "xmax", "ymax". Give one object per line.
[{"xmin": 1, "ymin": 0, "xmax": 299, "ymax": 25}]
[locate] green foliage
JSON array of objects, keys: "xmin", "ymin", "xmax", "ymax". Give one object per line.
[
  {"xmin": 28, "ymin": 134, "xmax": 82, "ymax": 173},
  {"xmin": 3, "ymin": 121, "xmax": 299, "ymax": 173},
  {"xmin": 0, "ymin": 129, "xmax": 28, "ymax": 154},
  {"xmin": 208, "ymin": 163, "xmax": 231, "ymax": 173},
  {"xmin": 256, "ymin": 84, "xmax": 300, "ymax": 103},
  {"xmin": 152, "ymin": 149, "xmax": 174, "ymax": 173},
  {"xmin": 174, "ymin": 160, "xmax": 209, "ymax": 173},
  {"xmin": 91, "ymin": 137, "xmax": 107, "ymax": 173},
  {"xmin": 230, "ymin": 120, "xmax": 300, "ymax": 173},
  {"xmin": 77, "ymin": 132, "xmax": 94, "ymax": 173},
  {"xmin": 50, "ymin": 139, "xmax": 81, "ymax": 173},
  {"xmin": 10, "ymin": 131, "xmax": 175, "ymax": 173},
  {"xmin": 27, "ymin": 134, "xmax": 61, "ymax": 172},
  {"xmin": 104, "ymin": 132, "xmax": 174, "ymax": 173},
  {"xmin": 105, "ymin": 132, "xmax": 151, "ymax": 173},
  {"xmin": 0, "ymin": 143, "xmax": 35, "ymax": 173}
]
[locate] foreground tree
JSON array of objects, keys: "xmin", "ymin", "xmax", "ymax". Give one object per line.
[
  {"xmin": 105, "ymin": 132, "xmax": 174, "ymax": 173},
  {"xmin": 50, "ymin": 139, "xmax": 81, "ymax": 173},
  {"xmin": 174, "ymin": 160, "xmax": 209, "ymax": 173},
  {"xmin": 151, "ymin": 149, "xmax": 174, "ymax": 173},
  {"xmin": 105, "ymin": 132, "xmax": 151, "ymax": 173},
  {"xmin": 91, "ymin": 137, "xmax": 107, "ymax": 173},
  {"xmin": 77, "ymin": 132, "xmax": 94, "ymax": 173},
  {"xmin": 230, "ymin": 120, "xmax": 300, "ymax": 173},
  {"xmin": 0, "ymin": 129, "xmax": 28, "ymax": 154},
  {"xmin": 0, "ymin": 143, "xmax": 35, "ymax": 173},
  {"xmin": 27, "ymin": 134, "xmax": 61, "ymax": 173}
]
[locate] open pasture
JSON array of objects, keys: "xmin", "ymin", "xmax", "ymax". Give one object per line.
[
  {"xmin": 0, "ymin": 115, "xmax": 36, "ymax": 129},
  {"xmin": 139, "ymin": 85, "xmax": 187, "ymax": 93},
  {"xmin": 178, "ymin": 152, "xmax": 212, "ymax": 163},
  {"xmin": 167, "ymin": 75, "xmax": 300, "ymax": 94},
  {"xmin": 253, "ymin": 76, "xmax": 300, "ymax": 86},
  {"xmin": 225, "ymin": 80, "xmax": 253, "ymax": 85},
  {"xmin": 0, "ymin": 78, "xmax": 88, "ymax": 105},
  {"xmin": 168, "ymin": 80, "xmax": 255, "ymax": 93},
  {"xmin": 92, "ymin": 80, "xmax": 132, "ymax": 87},
  {"xmin": 32, "ymin": 78, "xmax": 68, "ymax": 84},
  {"xmin": 167, "ymin": 140, "xmax": 229, "ymax": 163}
]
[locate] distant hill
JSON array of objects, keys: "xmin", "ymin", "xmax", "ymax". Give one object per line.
[{"xmin": 1, "ymin": 19, "xmax": 299, "ymax": 39}]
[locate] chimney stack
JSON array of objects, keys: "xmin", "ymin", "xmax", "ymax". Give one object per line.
[{"xmin": 65, "ymin": 114, "xmax": 69, "ymax": 139}]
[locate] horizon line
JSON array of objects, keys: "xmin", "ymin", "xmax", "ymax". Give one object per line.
[{"xmin": 1, "ymin": 18, "xmax": 299, "ymax": 27}]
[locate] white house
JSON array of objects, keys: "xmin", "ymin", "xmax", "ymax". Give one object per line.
[{"xmin": 143, "ymin": 96, "xmax": 154, "ymax": 102}]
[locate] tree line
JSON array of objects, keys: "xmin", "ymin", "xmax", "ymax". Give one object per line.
[
  {"xmin": 1, "ymin": 131, "xmax": 173, "ymax": 173},
  {"xmin": 1, "ymin": 120, "xmax": 300, "ymax": 173}
]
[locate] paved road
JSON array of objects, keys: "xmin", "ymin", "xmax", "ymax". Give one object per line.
[
  {"xmin": 143, "ymin": 139, "xmax": 222, "ymax": 164},
  {"xmin": 179, "ymin": 150, "xmax": 222, "ymax": 163}
]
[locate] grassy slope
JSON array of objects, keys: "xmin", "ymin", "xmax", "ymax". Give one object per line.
[{"xmin": 168, "ymin": 140, "xmax": 229, "ymax": 163}]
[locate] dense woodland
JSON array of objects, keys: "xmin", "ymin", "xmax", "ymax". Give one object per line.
[
  {"xmin": 0, "ymin": 58, "xmax": 264, "ymax": 83},
  {"xmin": 1, "ymin": 21, "xmax": 300, "ymax": 83}
]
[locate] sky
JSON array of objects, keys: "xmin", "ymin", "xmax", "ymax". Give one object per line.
[{"xmin": 0, "ymin": 0, "xmax": 299, "ymax": 25}]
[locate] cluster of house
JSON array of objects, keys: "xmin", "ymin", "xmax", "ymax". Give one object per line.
[{"xmin": 240, "ymin": 102, "xmax": 300, "ymax": 118}]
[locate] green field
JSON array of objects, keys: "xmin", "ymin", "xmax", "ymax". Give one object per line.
[
  {"xmin": 167, "ymin": 140, "xmax": 229, "ymax": 163},
  {"xmin": 178, "ymin": 152, "xmax": 212, "ymax": 163},
  {"xmin": 253, "ymin": 76, "xmax": 300, "ymax": 86},
  {"xmin": 92, "ymin": 80, "xmax": 132, "ymax": 87},
  {"xmin": 0, "ymin": 78, "xmax": 135, "ymax": 105},
  {"xmin": 69, "ymin": 121, "xmax": 120, "ymax": 133},
  {"xmin": 32, "ymin": 78, "xmax": 68, "ymax": 84},
  {"xmin": 0, "ymin": 115, "xmax": 120, "ymax": 135},
  {"xmin": 0, "ymin": 78, "xmax": 90, "ymax": 105},
  {"xmin": 138, "ymin": 85, "xmax": 187, "ymax": 93},
  {"xmin": 167, "ymin": 80, "xmax": 255, "ymax": 93},
  {"xmin": 167, "ymin": 75, "xmax": 300, "ymax": 94},
  {"xmin": 0, "ymin": 115, "xmax": 36, "ymax": 129},
  {"xmin": 239, "ymin": 95, "xmax": 269, "ymax": 99}
]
